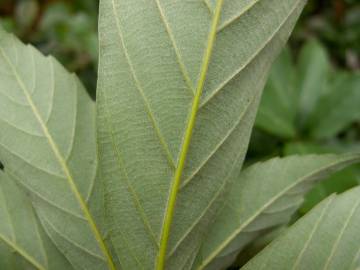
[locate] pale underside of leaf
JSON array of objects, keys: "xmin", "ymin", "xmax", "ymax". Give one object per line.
[
  {"xmin": 0, "ymin": 171, "xmax": 77, "ymax": 270},
  {"xmin": 0, "ymin": 29, "xmax": 114, "ymax": 270},
  {"xmin": 97, "ymin": 0, "xmax": 306, "ymax": 269},
  {"xmin": 196, "ymin": 154, "xmax": 360, "ymax": 270},
  {"xmin": 242, "ymin": 186, "xmax": 360, "ymax": 270}
]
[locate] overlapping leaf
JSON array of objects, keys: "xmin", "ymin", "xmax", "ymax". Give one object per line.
[
  {"xmin": 97, "ymin": 0, "xmax": 306, "ymax": 268},
  {"xmin": 0, "ymin": 171, "xmax": 74, "ymax": 270},
  {"xmin": 0, "ymin": 28, "xmax": 114, "ymax": 270},
  {"xmin": 242, "ymin": 186, "xmax": 360, "ymax": 270},
  {"xmin": 194, "ymin": 154, "xmax": 360, "ymax": 269}
]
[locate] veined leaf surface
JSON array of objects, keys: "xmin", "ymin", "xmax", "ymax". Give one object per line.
[
  {"xmin": 0, "ymin": 171, "xmax": 74, "ymax": 270},
  {"xmin": 0, "ymin": 29, "xmax": 114, "ymax": 270},
  {"xmin": 195, "ymin": 154, "xmax": 360, "ymax": 270},
  {"xmin": 242, "ymin": 186, "xmax": 360, "ymax": 270},
  {"xmin": 97, "ymin": 0, "xmax": 306, "ymax": 269}
]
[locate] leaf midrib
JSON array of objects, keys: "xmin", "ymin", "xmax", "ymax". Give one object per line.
[
  {"xmin": 156, "ymin": 1, "xmax": 224, "ymax": 269},
  {"xmin": 0, "ymin": 46, "xmax": 116, "ymax": 270}
]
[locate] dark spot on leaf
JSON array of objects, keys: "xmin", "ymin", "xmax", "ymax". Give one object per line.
[{"xmin": 0, "ymin": 161, "xmax": 4, "ymax": 171}]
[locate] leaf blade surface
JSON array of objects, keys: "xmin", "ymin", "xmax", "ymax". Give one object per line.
[
  {"xmin": 195, "ymin": 154, "xmax": 360, "ymax": 269},
  {"xmin": 0, "ymin": 171, "xmax": 75, "ymax": 270},
  {"xmin": 0, "ymin": 28, "xmax": 114, "ymax": 270},
  {"xmin": 97, "ymin": 0, "xmax": 306, "ymax": 268},
  {"xmin": 242, "ymin": 186, "xmax": 360, "ymax": 270}
]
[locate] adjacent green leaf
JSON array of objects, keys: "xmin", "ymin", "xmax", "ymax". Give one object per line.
[
  {"xmin": 194, "ymin": 154, "xmax": 360, "ymax": 270},
  {"xmin": 97, "ymin": 0, "xmax": 306, "ymax": 269},
  {"xmin": 0, "ymin": 28, "xmax": 114, "ymax": 270},
  {"xmin": 308, "ymin": 72, "xmax": 360, "ymax": 139},
  {"xmin": 285, "ymin": 141, "xmax": 360, "ymax": 214},
  {"xmin": 297, "ymin": 39, "xmax": 330, "ymax": 127},
  {"xmin": 242, "ymin": 186, "xmax": 360, "ymax": 270},
  {"xmin": 300, "ymin": 168, "xmax": 359, "ymax": 214},
  {"xmin": 0, "ymin": 171, "xmax": 74, "ymax": 270},
  {"xmin": 255, "ymin": 47, "xmax": 298, "ymax": 138}
]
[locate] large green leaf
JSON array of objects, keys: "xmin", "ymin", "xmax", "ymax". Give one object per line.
[
  {"xmin": 97, "ymin": 0, "xmax": 306, "ymax": 269},
  {"xmin": 308, "ymin": 72, "xmax": 360, "ymax": 139},
  {"xmin": 194, "ymin": 154, "xmax": 360, "ymax": 270},
  {"xmin": 0, "ymin": 171, "xmax": 74, "ymax": 270},
  {"xmin": 242, "ymin": 186, "xmax": 360, "ymax": 270},
  {"xmin": 255, "ymin": 47, "xmax": 298, "ymax": 138},
  {"xmin": 0, "ymin": 29, "xmax": 114, "ymax": 269}
]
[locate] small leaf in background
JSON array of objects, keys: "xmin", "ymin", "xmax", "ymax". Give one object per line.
[
  {"xmin": 308, "ymin": 72, "xmax": 360, "ymax": 139},
  {"xmin": 242, "ymin": 186, "xmax": 360, "ymax": 270},
  {"xmin": 297, "ymin": 39, "xmax": 330, "ymax": 128},
  {"xmin": 256, "ymin": 48, "xmax": 298, "ymax": 139}
]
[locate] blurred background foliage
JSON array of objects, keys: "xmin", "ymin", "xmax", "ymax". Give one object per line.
[
  {"xmin": 0, "ymin": 0, "xmax": 99, "ymax": 97},
  {"xmin": 0, "ymin": 0, "xmax": 359, "ymax": 267}
]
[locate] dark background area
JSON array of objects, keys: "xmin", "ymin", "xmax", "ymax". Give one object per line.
[{"xmin": 292, "ymin": 0, "xmax": 359, "ymax": 70}]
